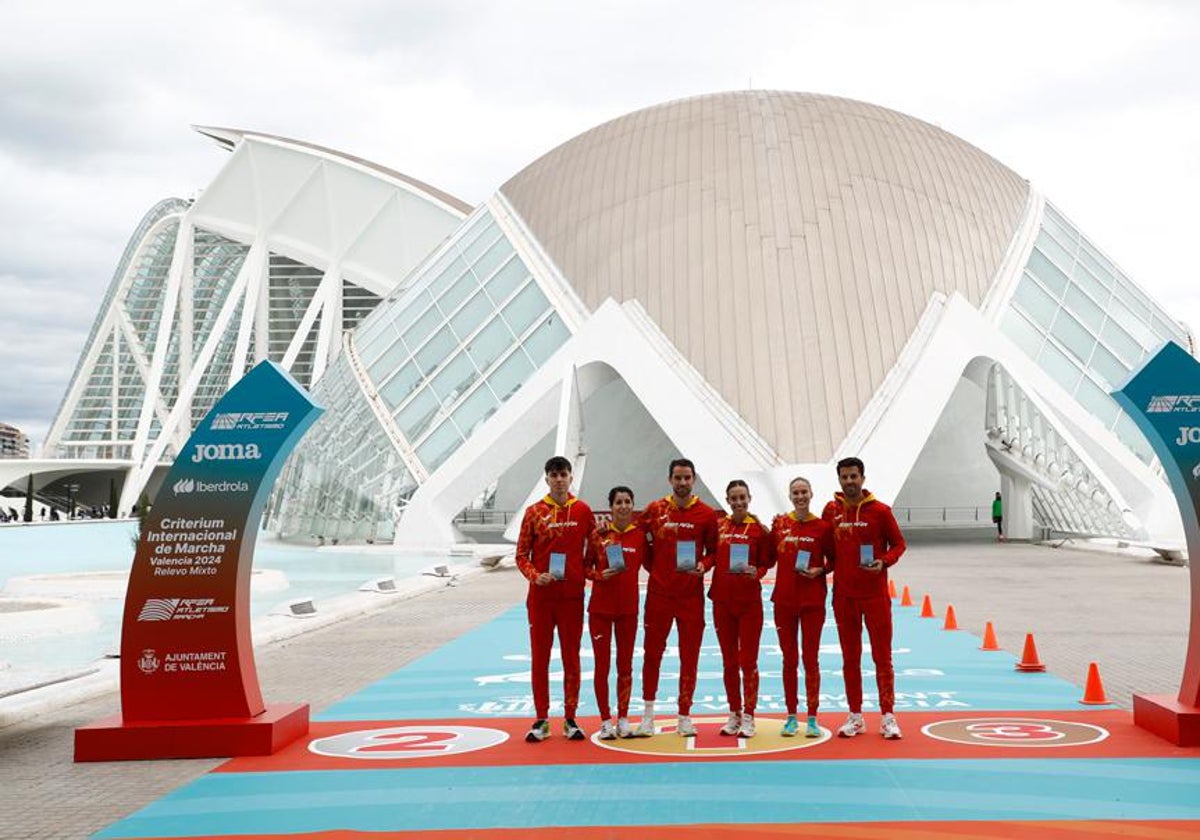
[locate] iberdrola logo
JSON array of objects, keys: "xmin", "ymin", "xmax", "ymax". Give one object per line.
[{"xmin": 173, "ymin": 478, "xmax": 196, "ymax": 495}]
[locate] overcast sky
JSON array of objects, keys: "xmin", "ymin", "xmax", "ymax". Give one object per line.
[{"xmin": 2, "ymin": 0, "xmax": 1198, "ymax": 449}]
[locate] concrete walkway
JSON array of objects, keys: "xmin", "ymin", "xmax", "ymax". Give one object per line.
[{"xmin": 0, "ymin": 535, "xmax": 1191, "ymax": 839}]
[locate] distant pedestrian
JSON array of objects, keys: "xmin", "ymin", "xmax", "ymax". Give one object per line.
[{"xmin": 992, "ymin": 492, "xmax": 1003, "ymax": 541}]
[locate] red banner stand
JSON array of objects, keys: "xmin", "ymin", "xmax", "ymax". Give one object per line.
[
  {"xmin": 74, "ymin": 703, "xmax": 308, "ymax": 762},
  {"xmin": 1133, "ymin": 695, "xmax": 1200, "ymax": 748},
  {"xmin": 72, "ymin": 363, "xmax": 323, "ymax": 763}
]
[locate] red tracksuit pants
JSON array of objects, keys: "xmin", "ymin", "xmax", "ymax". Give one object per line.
[
  {"xmin": 589, "ymin": 611, "xmax": 637, "ymax": 720},
  {"xmin": 833, "ymin": 593, "xmax": 895, "ymax": 714},
  {"xmin": 713, "ymin": 598, "xmax": 763, "ymax": 715},
  {"xmin": 641, "ymin": 591, "xmax": 705, "ymax": 715},
  {"xmin": 527, "ymin": 596, "xmax": 583, "ymax": 720},
  {"xmin": 774, "ymin": 603, "xmax": 826, "ymax": 716}
]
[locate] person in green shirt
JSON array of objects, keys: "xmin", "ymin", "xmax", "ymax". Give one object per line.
[{"xmin": 991, "ymin": 492, "xmax": 1003, "ymax": 541}]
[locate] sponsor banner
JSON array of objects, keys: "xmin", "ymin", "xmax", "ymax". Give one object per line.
[
  {"xmin": 1111, "ymin": 341, "xmax": 1200, "ymax": 707},
  {"xmin": 119, "ymin": 361, "xmax": 323, "ymax": 721}
]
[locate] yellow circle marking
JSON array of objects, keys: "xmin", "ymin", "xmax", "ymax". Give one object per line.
[{"xmin": 591, "ymin": 716, "xmax": 832, "ymax": 757}]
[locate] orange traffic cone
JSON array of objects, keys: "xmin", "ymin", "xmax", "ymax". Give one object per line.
[
  {"xmin": 980, "ymin": 621, "xmax": 1000, "ymax": 651},
  {"xmin": 1015, "ymin": 633, "xmax": 1046, "ymax": 672},
  {"xmin": 920, "ymin": 594, "xmax": 935, "ymax": 618},
  {"xmin": 900, "ymin": 585, "xmax": 913, "ymax": 607},
  {"xmin": 1079, "ymin": 662, "xmax": 1111, "ymax": 705},
  {"xmin": 943, "ymin": 604, "xmax": 959, "ymax": 630},
  {"xmin": 888, "ymin": 579, "xmax": 897, "ymax": 599}
]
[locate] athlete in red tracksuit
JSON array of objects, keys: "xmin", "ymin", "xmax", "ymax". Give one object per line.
[
  {"xmin": 709, "ymin": 480, "xmax": 772, "ymax": 738},
  {"xmin": 770, "ymin": 476, "xmax": 835, "ymax": 738},
  {"xmin": 515, "ymin": 456, "xmax": 595, "ymax": 743},
  {"xmin": 586, "ymin": 486, "xmax": 647, "ymax": 740},
  {"xmin": 635, "ymin": 458, "xmax": 718, "ymax": 738},
  {"xmin": 822, "ymin": 457, "xmax": 906, "ymax": 740}
]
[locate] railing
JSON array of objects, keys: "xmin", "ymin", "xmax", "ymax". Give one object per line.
[
  {"xmin": 454, "ymin": 509, "xmax": 517, "ymax": 526},
  {"xmin": 891, "ymin": 506, "xmax": 994, "ymax": 527}
]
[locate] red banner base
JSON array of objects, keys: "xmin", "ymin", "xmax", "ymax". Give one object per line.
[
  {"xmin": 1133, "ymin": 693, "xmax": 1200, "ymax": 747},
  {"xmin": 73, "ymin": 702, "xmax": 310, "ymax": 762}
]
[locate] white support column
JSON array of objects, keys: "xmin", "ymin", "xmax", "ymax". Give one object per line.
[
  {"xmin": 281, "ymin": 277, "xmax": 329, "ymax": 377},
  {"xmin": 554, "ymin": 362, "xmax": 587, "ymax": 483},
  {"xmin": 999, "ymin": 471, "xmax": 1035, "ymax": 541},
  {"xmin": 110, "ymin": 323, "xmax": 120, "ymax": 453},
  {"xmin": 255, "ymin": 247, "xmax": 271, "ymax": 363},
  {"xmin": 130, "ymin": 217, "xmax": 191, "ymax": 465},
  {"xmin": 312, "ymin": 265, "xmax": 341, "ymax": 384},
  {"xmin": 177, "ymin": 222, "xmax": 195, "ymax": 434},
  {"xmin": 229, "ymin": 242, "xmax": 266, "ymax": 388}
]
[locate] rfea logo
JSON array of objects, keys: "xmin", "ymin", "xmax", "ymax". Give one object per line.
[
  {"xmin": 1148, "ymin": 395, "xmax": 1200, "ymax": 413},
  {"xmin": 210, "ymin": 412, "xmax": 289, "ymax": 431}
]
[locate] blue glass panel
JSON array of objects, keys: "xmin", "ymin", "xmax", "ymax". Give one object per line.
[
  {"xmin": 1025, "ymin": 250, "xmax": 1068, "ymax": 296},
  {"xmin": 522, "ymin": 314, "xmax": 570, "ymax": 366},
  {"xmin": 1012, "ymin": 275, "xmax": 1058, "ymax": 329},
  {"xmin": 416, "ymin": 419, "xmax": 463, "ymax": 470},
  {"xmin": 396, "ymin": 387, "xmax": 439, "ymax": 440}
]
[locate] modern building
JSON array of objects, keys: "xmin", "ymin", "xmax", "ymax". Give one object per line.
[
  {"xmin": 15, "ymin": 91, "xmax": 1193, "ymax": 550},
  {"xmin": 0, "ymin": 423, "xmax": 30, "ymax": 459},
  {"xmin": 28, "ymin": 128, "xmax": 470, "ymax": 513}
]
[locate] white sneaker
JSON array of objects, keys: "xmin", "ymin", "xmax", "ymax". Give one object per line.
[
  {"xmin": 598, "ymin": 720, "xmax": 617, "ymax": 740},
  {"xmin": 738, "ymin": 714, "xmax": 756, "ymax": 738},
  {"xmin": 617, "ymin": 717, "xmax": 634, "ymax": 738},
  {"xmin": 676, "ymin": 715, "xmax": 697, "ymax": 737},
  {"xmin": 634, "ymin": 716, "xmax": 655, "ymax": 737},
  {"xmin": 880, "ymin": 712, "xmax": 902, "ymax": 740},
  {"xmin": 719, "ymin": 712, "xmax": 741, "ymax": 736},
  {"xmin": 837, "ymin": 712, "xmax": 866, "ymax": 738}
]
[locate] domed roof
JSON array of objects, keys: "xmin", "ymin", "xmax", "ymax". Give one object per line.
[{"xmin": 500, "ymin": 91, "xmax": 1028, "ymax": 462}]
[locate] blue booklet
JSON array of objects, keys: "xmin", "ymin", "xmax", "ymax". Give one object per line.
[
  {"xmin": 729, "ymin": 542, "xmax": 749, "ymax": 573},
  {"xmin": 549, "ymin": 552, "xmax": 567, "ymax": 580},
  {"xmin": 859, "ymin": 544, "xmax": 875, "ymax": 568},
  {"xmin": 605, "ymin": 543, "xmax": 625, "ymax": 572},
  {"xmin": 676, "ymin": 540, "xmax": 697, "ymax": 571},
  {"xmin": 794, "ymin": 549, "xmax": 812, "ymax": 572}
]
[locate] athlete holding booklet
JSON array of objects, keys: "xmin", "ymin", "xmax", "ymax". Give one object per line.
[
  {"xmin": 770, "ymin": 477, "xmax": 835, "ymax": 737},
  {"xmin": 515, "ymin": 456, "xmax": 595, "ymax": 743},
  {"xmin": 709, "ymin": 480, "xmax": 773, "ymax": 738},
  {"xmin": 586, "ymin": 486, "xmax": 647, "ymax": 739},
  {"xmin": 635, "ymin": 458, "xmax": 718, "ymax": 737},
  {"xmin": 822, "ymin": 457, "xmax": 906, "ymax": 740}
]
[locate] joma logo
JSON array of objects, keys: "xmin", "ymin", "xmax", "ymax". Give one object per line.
[{"xmin": 191, "ymin": 443, "xmax": 262, "ymax": 463}]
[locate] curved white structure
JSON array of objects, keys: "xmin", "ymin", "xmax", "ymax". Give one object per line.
[
  {"xmin": 39, "ymin": 129, "xmax": 470, "ymax": 513},
  {"xmin": 22, "ymin": 92, "xmax": 1193, "ymax": 548},
  {"xmin": 267, "ymin": 92, "xmax": 1192, "ymax": 549}
]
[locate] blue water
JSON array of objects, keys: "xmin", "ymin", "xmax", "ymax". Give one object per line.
[{"xmin": 0, "ymin": 520, "xmax": 436, "ymax": 673}]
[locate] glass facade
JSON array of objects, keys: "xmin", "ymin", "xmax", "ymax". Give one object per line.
[
  {"xmin": 50, "ymin": 204, "xmax": 391, "ymax": 462},
  {"xmin": 271, "ymin": 208, "xmax": 571, "ymax": 539},
  {"xmin": 270, "ymin": 359, "xmax": 417, "ymax": 543},
  {"xmin": 1001, "ymin": 203, "xmax": 1191, "ymax": 464}
]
